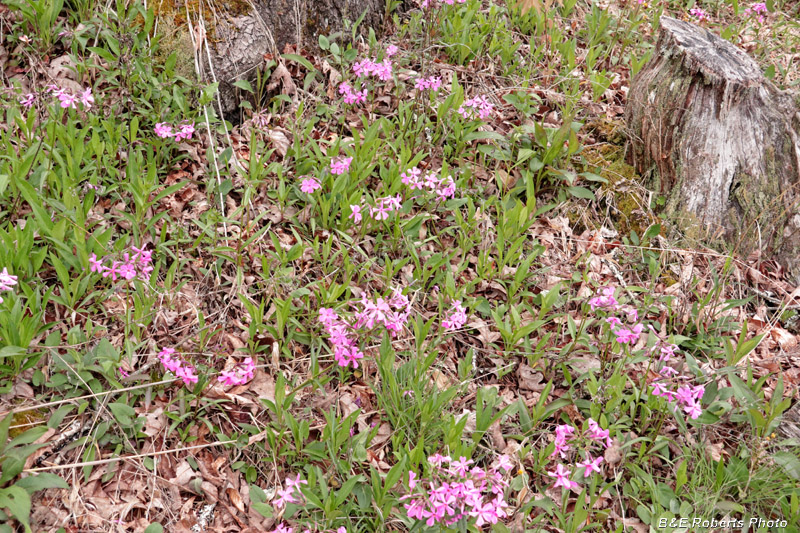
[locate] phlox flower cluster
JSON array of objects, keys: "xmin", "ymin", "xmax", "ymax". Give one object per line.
[
  {"xmin": 318, "ymin": 288, "xmax": 411, "ymax": 368},
  {"xmin": 352, "ymin": 57, "xmax": 393, "ymax": 82},
  {"xmin": 400, "ymin": 167, "xmax": 456, "ymax": 201},
  {"xmin": 402, "ymin": 453, "xmax": 512, "ymax": 528},
  {"xmin": 689, "ymin": 7, "xmax": 708, "ymax": 21},
  {"xmin": 442, "ymin": 300, "xmax": 468, "ymax": 331},
  {"xmin": 0, "ymin": 267, "xmax": 18, "ymax": 304},
  {"xmin": 385, "ymin": 44, "xmax": 399, "ymax": 57},
  {"xmin": 589, "ymin": 286, "xmax": 645, "ymax": 344},
  {"xmin": 218, "ymin": 357, "xmax": 256, "ymax": 386},
  {"xmin": 21, "ymin": 86, "xmax": 94, "ymax": 110},
  {"xmin": 415, "ymin": 75, "xmax": 443, "ymax": 92},
  {"xmin": 548, "ymin": 419, "xmax": 608, "ymax": 491},
  {"xmin": 272, "ymin": 473, "xmax": 308, "ymax": 510},
  {"xmin": 154, "ymin": 121, "xmax": 195, "ymax": 141},
  {"xmin": 338, "ymin": 82, "xmax": 368, "ymax": 105},
  {"xmin": 457, "ymin": 95, "xmax": 494, "ymax": 120},
  {"xmin": 330, "ymin": 156, "xmax": 353, "ymax": 175},
  {"xmin": 271, "ymin": 525, "xmax": 346, "ymax": 533},
  {"xmin": 349, "ymin": 194, "xmax": 403, "ymax": 224},
  {"xmin": 421, "ymin": 0, "xmax": 466, "ymax": 7},
  {"xmin": 744, "ymin": 2, "xmax": 767, "ymax": 23},
  {"xmin": 158, "ymin": 347, "xmax": 198, "ymax": 386},
  {"xmin": 588, "ymin": 286, "xmax": 618, "ymax": 311},
  {"xmin": 648, "ymin": 328, "xmax": 705, "ymax": 420},
  {"xmin": 88, "ymin": 247, "xmax": 154, "ymax": 282},
  {"xmin": 299, "ymin": 176, "xmax": 322, "ymax": 194}
]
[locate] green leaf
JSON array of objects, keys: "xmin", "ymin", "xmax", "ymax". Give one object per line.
[
  {"xmin": 566, "ymin": 186, "xmax": 595, "ymax": 200},
  {"xmin": 144, "ymin": 524, "xmax": 164, "ymax": 533},
  {"xmin": 0, "ymin": 486, "xmax": 31, "ymax": 532},
  {"xmin": 464, "ymin": 130, "xmax": 506, "ymax": 142},
  {"xmin": 773, "ymin": 451, "xmax": 800, "ymax": 480},
  {"xmin": 15, "ymin": 473, "xmax": 69, "ymax": 493},
  {"xmin": 318, "ymin": 34, "xmax": 330, "ymax": 50},
  {"xmin": 108, "ymin": 402, "xmax": 136, "ymax": 426},
  {"xmin": 232, "ymin": 79, "xmax": 254, "ymax": 93},
  {"xmin": 282, "ymin": 54, "xmax": 315, "ymax": 72}
]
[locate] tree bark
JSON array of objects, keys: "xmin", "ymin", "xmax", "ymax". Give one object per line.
[
  {"xmin": 625, "ymin": 16, "xmax": 800, "ymax": 280},
  {"xmin": 187, "ymin": 0, "xmax": 396, "ymax": 119}
]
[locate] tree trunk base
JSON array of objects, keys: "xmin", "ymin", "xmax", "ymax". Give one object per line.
[{"xmin": 625, "ymin": 16, "xmax": 800, "ymax": 280}]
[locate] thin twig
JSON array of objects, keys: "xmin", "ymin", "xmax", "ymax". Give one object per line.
[{"xmin": 24, "ymin": 440, "xmax": 237, "ymax": 473}]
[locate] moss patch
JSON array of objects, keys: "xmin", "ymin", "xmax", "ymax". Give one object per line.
[{"xmin": 581, "ymin": 142, "xmax": 656, "ymax": 237}]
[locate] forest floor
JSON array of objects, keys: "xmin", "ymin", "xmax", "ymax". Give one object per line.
[{"xmin": 1, "ymin": 0, "xmax": 800, "ymax": 532}]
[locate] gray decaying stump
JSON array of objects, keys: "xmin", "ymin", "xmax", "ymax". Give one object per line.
[
  {"xmin": 194, "ymin": 0, "xmax": 391, "ymax": 118},
  {"xmin": 625, "ymin": 16, "xmax": 800, "ymax": 279}
]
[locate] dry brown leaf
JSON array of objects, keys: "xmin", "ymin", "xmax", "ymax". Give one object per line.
[
  {"xmin": 265, "ymin": 129, "xmax": 291, "ymax": 158},
  {"xmin": 227, "ymin": 487, "xmax": 246, "ymax": 514},
  {"xmin": 518, "ymin": 364, "xmax": 546, "ymax": 391},
  {"xmin": 604, "ymin": 438, "xmax": 623, "ymax": 465}
]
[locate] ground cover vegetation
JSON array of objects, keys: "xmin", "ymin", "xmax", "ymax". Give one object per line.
[{"xmin": 1, "ymin": 0, "xmax": 800, "ymax": 531}]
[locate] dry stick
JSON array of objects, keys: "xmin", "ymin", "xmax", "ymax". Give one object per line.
[
  {"xmin": 0, "ymin": 378, "xmax": 177, "ymax": 418},
  {"xmin": 182, "ymin": 2, "xmax": 228, "ymax": 245},
  {"xmin": 24, "ymin": 440, "xmax": 237, "ymax": 473}
]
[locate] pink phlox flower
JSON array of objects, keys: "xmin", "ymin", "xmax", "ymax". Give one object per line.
[
  {"xmin": 548, "ymin": 464, "xmax": 579, "ymax": 490},
  {"xmin": 102, "ymin": 261, "xmax": 120, "ymax": 281},
  {"xmin": 58, "ymin": 91, "xmax": 78, "ymax": 109},
  {"xmin": 586, "ymin": 418, "xmax": 612, "ymax": 448},
  {"xmin": 285, "ymin": 473, "xmax": 308, "ymax": 490},
  {"xmin": 300, "ymin": 176, "xmax": 321, "ymax": 194},
  {"xmin": 273, "ymin": 486, "xmax": 300, "ymax": 509},
  {"xmin": 175, "ymin": 364, "xmax": 198, "ymax": 386},
  {"xmin": 415, "ymin": 76, "xmax": 443, "ymax": 91},
  {"xmin": 19, "ymin": 93, "xmax": 35, "ymax": 108},
  {"xmin": 442, "ymin": 300, "xmax": 468, "ymax": 331},
  {"xmin": 338, "ymin": 82, "xmax": 368, "ymax": 104},
  {"xmin": 370, "ymin": 203, "xmax": 391, "ymax": 221},
  {"xmin": 551, "ymin": 424, "xmax": 575, "ymax": 458},
  {"xmin": 271, "ymin": 524, "xmax": 293, "ymax": 533},
  {"xmin": 689, "ymin": 7, "xmax": 708, "ymax": 21},
  {"xmin": 613, "ymin": 323, "xmax": 643, "ymax": 344},
  {"xmin": 428, "ymin": 453, "xmax": 451, "ymax": 466},
  {"xmin": 218, "ymin": 357, "xmax": 256, "ymax": 386},
  {"xmin": 577, "ymin": 455, "xmax": 604, "ymax": 477},
  {"xmin": 606, "ymin": 316, "xmax": 622, "ymax": 328},
  {"xmin": 469, "ymin": 500, "xmax": 499, "ymax": 527},
  {"xmin": 589, "ymin": 286, "xmax": 618, "ymax": 311},
  {"xmin": 458, "ymin": 95, "xmax": 494, "ymax": 120},
  {"xmin": 401, "ymin": 167, "xmax": 423, "ymax": 189},
  {"xmin": 435, "ymin": 175, "xmax": 456, "ymax": 200},
  {"xmin": 450, "ymin": 456, "xmax": 474, "ymax": 476},
  {"xmin": 154, "ymin": 122, "xmax": 173, "ymax": 138},
  {"xmin": 495, "ymin": 454, "xmax": 513, "ymax": 472},
  {"xmin": 118, "ymin": 262, "xmax": 137, "ymax": 281},
  {"xmin": 684, "ymin": 401, "xmax": 702, "ymax": 419},
  {"xmin": 173, "ymin": 122, "xmax": 195, "ymax": 142},
  {"xmin": 330, "ymin": 156, "xmax": 353, "ymax": 175},
  {"xmin": 659, "ymin": 365, "xmax": 679, "ymax": 377},
  {"xmin": 319, "ymin": 307, "xmax": 339, "ymax": 326},
  {"xmin": 80, "ymin": 87, "xmax": 94, "ymax": 109},
  {"xmin": 744, "ymin": 2, "xmax": 768, "ymax": 23},
  {"xmin": 0, "ymin": 268, "xmax": 19, "ymax": 291},
  {"xmin": 349, "ymin": 204, "xmax": 363, "ymax": 223},
  {"xmin": 408, "ymin": 470, "xmax": 417, "ymax": 489},
  {"xmin": 386, "ymin": 44, "xmax": 399, "ymax": 57}
]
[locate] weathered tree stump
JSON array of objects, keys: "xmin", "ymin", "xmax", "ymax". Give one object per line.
[
  {"xmin": 625, "ymin": 16, "xmax": 800, "ymax": 279},
  {"xmin": 163, "ymin": 0, "xmax": 396, "ymax": 119}
]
